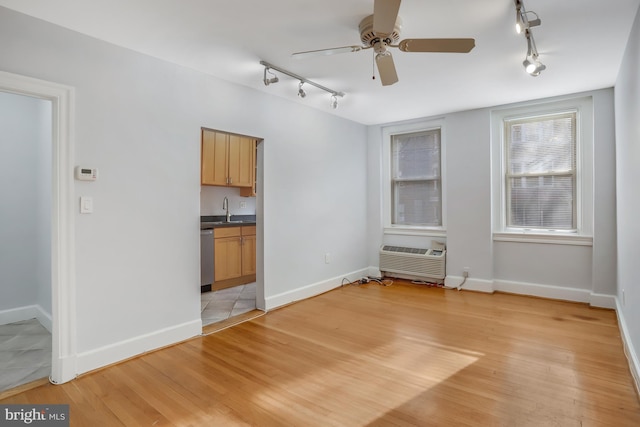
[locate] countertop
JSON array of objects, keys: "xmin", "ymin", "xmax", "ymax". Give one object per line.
[{"xmin": 200, "ymin": 215, "xmax": 256, "ymax": 230}]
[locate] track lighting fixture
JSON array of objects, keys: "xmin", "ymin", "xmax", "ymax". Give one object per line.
[
  {"xmin": 514, "ymin": 0, "xmax": 545, "ymax": 76},
  {"xmin": 260, "ymin": 60, "xmax": 345, "ymax": 108},
  {"xmin": 263, "ymin": 67, "xmax": 279, "ymax": 86}
]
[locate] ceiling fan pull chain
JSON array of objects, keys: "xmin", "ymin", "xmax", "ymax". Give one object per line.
[{"xmin": 372, "ymin": 50, "xmax": 376, "ymax": 80}]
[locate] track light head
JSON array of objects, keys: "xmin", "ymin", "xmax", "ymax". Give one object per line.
[
  {"xmin": 298, "ymin": 81, "xmax": 306, "ymax": 98},
  {"xmin": 527, "ymin": 17, "xmax": 541, "ymax": 28},
  {"xmin": 515, "ymin": 0, "xmax": 541, "ymax": 33},
  {"xmin": 263, "ymin": 68, "xmax": 279, "ymax": 86},
  {"xmin": 523, "ymin": 57, "xmax": 545, "ymax": 76},
  {"xmin": 330, "ymin": 94, "xmax": 338, "ymax": 109},
  {"xmin": 515, "ymin": 6, "xmax": 523, "ymax": 33}
]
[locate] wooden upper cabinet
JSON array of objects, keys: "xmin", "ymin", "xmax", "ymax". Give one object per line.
[
  {"xmin": 228, "ymin": 134, "xmax": 255, "ymax": 188},
  {"xmin": 201, "ymin": 128, "xmax": 256, "ymax": 190},
  {"xmin": 201, "ymin": 130, "xmax": 229, "ymax": 186}
]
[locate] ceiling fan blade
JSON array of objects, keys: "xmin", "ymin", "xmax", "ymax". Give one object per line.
[
  {"xmin": 375, "ymin": 53, "xmax": 399, "ymax": 86},
  {"xmin": 373, "ymin": 0, "xmax": 401, "ymax": 35},
  {"xmin": 292, "ymin": 45, "xmax": 364, "ymax": 59},
  {"xmin": 398, "ymin": 38, "xmax": 476, "ymax": 53}
]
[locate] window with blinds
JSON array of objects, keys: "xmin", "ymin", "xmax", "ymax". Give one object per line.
[
  {"xmin": 504, "ymin": 112, "xmax": 576, "ymax": 230},
  {"xmin": 391, "ymin": 129, "xmax": 441, "ymax": 226}
]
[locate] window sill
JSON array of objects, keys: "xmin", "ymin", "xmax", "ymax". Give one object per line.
[
  {"xmin": 493, "ymin": 232, "xmax": 593, "ymax": 246},
  {"xmin": 384, "ymin": 226, "xmax": 446, "ymax": 237}
]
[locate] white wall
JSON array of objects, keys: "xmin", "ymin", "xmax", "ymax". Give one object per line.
[
  {"xmin": 615, "ymin": 5, "xmax": 640, "ymax": 386},
  {"xmin": 0, "ymin": 91, "xmax": 51, "ymax": 326},
  {"xmin": 0, "ymin": 7, "xmax": 369, "ymax": 373},
  {"xmin": 367, "ymin": 89, "xmax": 617, "ymax": 302}
]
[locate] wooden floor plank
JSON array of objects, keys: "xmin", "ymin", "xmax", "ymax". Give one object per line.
[{"xmin": 1, "ymin": 280, "xmax": 638, "ymax": 426}]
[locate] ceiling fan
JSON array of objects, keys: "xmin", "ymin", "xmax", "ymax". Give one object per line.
[{"xmin": 292, "ymin": 0, "xmax": 476, "ymax": 86}]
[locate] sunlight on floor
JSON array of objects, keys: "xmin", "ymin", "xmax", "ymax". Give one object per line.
[{"xmin": 253, "ymin": 336, "xmax": 482, "ymax": 424}]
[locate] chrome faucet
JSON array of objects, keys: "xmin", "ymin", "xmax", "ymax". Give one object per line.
[{"xmin": 223, "ymin": 197, "xmax": 231, "ymax": 222}]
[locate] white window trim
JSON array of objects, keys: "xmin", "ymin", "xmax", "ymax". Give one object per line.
[
  {"xmin": 382, "ymin": 118, "xmax": 447, "ymax": 237},
  {"xmin": 491, "ymin": 96, "xmax": 594, "ymax": 246}
]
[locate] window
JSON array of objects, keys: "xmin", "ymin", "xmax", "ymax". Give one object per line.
[
  {"xmin": 492, "ymin": 96, "xmax": 594, "ymax": 245},
  {"xmin": 389, "ymin": 128, "xmax": 443, "ymax": 228},
  {"xmin": 505, "ymin": 112, "xmax": 576, "ymax": 230}
]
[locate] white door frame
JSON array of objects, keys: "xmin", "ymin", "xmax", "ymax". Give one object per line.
[{"xmin": 0, "ymin": 71, "xmax": 76, "ymax": 384}]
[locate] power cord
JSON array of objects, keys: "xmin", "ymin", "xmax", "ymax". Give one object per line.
[
  {"xmin": 367, "ymin": 276, "xmax": 393, "ymax": 286},
  {"xmin": 442, "ymin": 271, "xmax": 468, "ymax": 291},
  {"xmin": 342, "ymin": 276, "xmax": 393, "ymax": 287}
]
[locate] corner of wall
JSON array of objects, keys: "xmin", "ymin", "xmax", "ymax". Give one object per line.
[{"xmin": 616, "ymin": 298, "xmax": 640, "ymax": 396}]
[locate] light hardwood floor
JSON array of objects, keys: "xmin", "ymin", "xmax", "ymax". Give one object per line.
[{"xmin": 2, "ymin": 280, "xmax": 639, "ymax": 426}]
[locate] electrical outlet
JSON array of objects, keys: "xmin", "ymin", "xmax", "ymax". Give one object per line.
[
  {"xmin": 239, "ymin": 201, "xmax": 247, "ymax": 209},
  {"xmin": 463, "ymin": 267, "xmax": 469, "ymax": 278},
  {"xmin": 325, "ymin": 253, "xmax": 331, "ymax": 264}
]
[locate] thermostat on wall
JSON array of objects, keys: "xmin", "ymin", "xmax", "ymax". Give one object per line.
[{"xmin": 75, "ymin": 166, "xmax": 98, "ymax": 181}]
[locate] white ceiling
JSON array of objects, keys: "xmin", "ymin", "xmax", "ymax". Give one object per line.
[{"xmin": 2, "ymin": 0, "xmax": 639, "ymax": 125}]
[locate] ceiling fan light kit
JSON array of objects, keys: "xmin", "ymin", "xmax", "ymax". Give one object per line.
[
  {"xmin": 515, "ymin": 0, "xmax": 546, "ymax": 76},
  {"xmin": 291, "ymin": 0, "xmax": 476, "ymax": 86}
]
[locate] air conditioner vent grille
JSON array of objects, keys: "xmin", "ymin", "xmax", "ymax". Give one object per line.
[
  {"xmin": 381, "ymin": 245, "xmax": 428, "ymax": 255},
  {"xmin": 379, "ymin": 245, "xmax": 445, "ymax": 282}
]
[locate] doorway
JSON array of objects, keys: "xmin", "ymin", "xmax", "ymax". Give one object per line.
[
  {"xmin": 199, "ymin": 136, "xmax": 264, "ymax": 330},
  {"xmin": 0, "ymin": 71, "xmax": 76, "ymax": 387},
  {"xmin": 0, "ymin": 91, "xmax": 52, "ymax": 392}
]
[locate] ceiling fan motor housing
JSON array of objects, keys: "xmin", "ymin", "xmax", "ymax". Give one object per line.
[{"xmin": 359, "ymin": 14, "xmax": 402, "ymax": 49}]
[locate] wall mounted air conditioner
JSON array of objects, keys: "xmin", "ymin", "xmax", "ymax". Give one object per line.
[{"xmin": 379, "ymin": 245, "xmax": 446, "ymax": 283}]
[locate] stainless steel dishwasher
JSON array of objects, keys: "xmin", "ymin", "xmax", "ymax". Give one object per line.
[{"xmin": 200, "ymin": 228, "xmax": 214, "ymax": 290}]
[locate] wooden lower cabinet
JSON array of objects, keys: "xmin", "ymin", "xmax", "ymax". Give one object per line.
[
  {"xmin": 213, "ymin": 225, "xmax": 256, "ymax": 291},
  {"xmin": 241, "ymin": 226, "xmax": 256, "ymax": 276}
]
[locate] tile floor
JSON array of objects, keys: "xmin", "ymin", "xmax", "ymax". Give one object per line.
[
  {"xmin": 201, "ymin": 282, "xmax": 257, "ymax": 326},
  {"xmin": 0, "ymin": 319, "xmax": 51, "ymax": 393}
]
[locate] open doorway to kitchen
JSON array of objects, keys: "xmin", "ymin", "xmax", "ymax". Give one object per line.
[
  {"xmin": 0, "ymin": 91, "xmax": 52, "ymax": 393},
  {"xmin": 199, "ymin": 131, "xmax": 264, "ymax": 332},
  {"xmin": 0, "ymin": 71, "xmax": 76, "ymax": 390}
]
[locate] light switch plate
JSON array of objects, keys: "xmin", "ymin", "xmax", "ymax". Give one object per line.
[{"xmin": 80, "ymin": 196, "xmax": 93, "ymax": 214}]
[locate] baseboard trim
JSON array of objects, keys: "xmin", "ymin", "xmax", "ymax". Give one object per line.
[
  {"xmin": 494, "ymin": 279, "xmax": 592, "ymax": 303},
  {"xmin": 589, "ymin": 293, "xmax": 617, "ymax": 309},
  {"xmin": 445, "ymin": 276, "xmax": 495, "ymax": 293},
  {"xmin": 75, "ymin": 319, "xmax": 201, "ymax": 375},
  {"xmin": 265, "ymin": 268, "xmax": 370, "ymax": 311},
  {"xmin": 0, "ymin": 304, "xmax": 52, "ymax": 332},
  {"xmin": 616, "ymin": 298, "xmax": 640, "ymax": 397}
]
